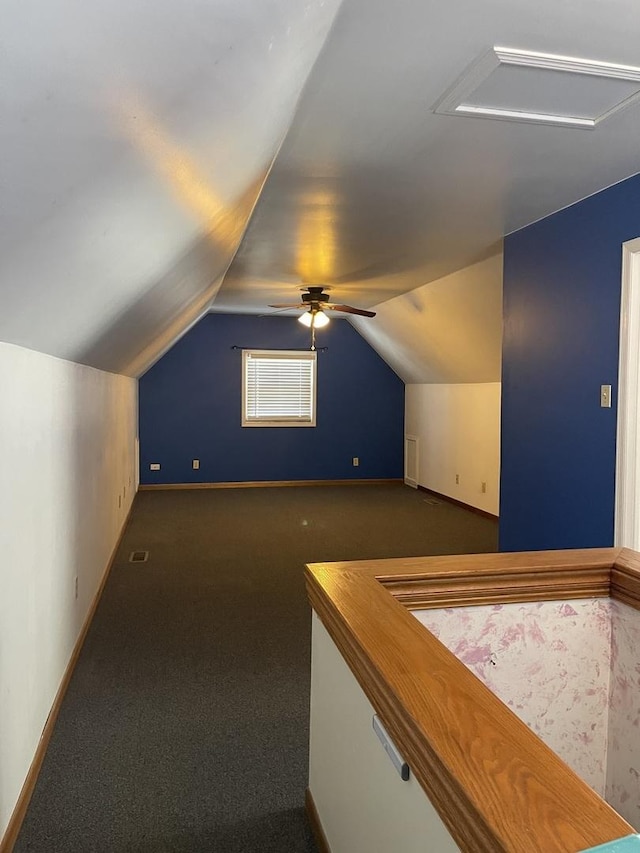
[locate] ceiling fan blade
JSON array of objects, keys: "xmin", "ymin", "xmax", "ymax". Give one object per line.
[
  {"xmin": 259, "ymin": 307, "xmax": 302, "ymax": 317},
  {"xmin": 324, "ymin": 304, "xmax": 376, "ymax": 317},
  {"xmin": 268, "ymin": 303, "xmax": 307, "ymax": 309}
]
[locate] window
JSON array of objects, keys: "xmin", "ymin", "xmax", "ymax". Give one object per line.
[{"xmin": 242, "ymin": 349, "xmax": 317, "ymax": 427}]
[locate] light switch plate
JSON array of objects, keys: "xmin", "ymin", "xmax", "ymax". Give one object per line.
[
  {"xmin": 601, "ymin": 385, "xmax": 612, "ymax": 408},
  {"xmin": 150, "ymin": 463, "xmax": 161, "ymax": 470}
]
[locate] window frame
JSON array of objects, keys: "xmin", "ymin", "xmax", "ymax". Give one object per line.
[{"xmin": 241, "ymin": 349, "xmax": 317, "ymax": 428}]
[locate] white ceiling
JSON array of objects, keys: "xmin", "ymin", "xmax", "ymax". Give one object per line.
[
  {"xmin": 4, "ymin": 0, "xmax": 640, "ymax": 377},
  {"xmin": 214, "ymin": 0, "xmax": 640, "ymax": 311}
]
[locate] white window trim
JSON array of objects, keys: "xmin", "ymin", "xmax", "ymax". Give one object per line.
[{"xmin": 242, "ymin": 349, "xmax": 317, "ymax": 428}]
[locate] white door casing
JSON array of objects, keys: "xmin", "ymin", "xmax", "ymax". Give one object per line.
[{"xmin": 615, "ymin": 237, "xmax": 640, "ymax": 548}]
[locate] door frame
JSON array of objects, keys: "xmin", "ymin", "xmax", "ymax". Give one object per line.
[{"xmin": 615, "ymin": 237, "xmax": 640, "ymax": 547}]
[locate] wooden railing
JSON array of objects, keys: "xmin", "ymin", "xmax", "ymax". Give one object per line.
[{"xmin": 306, "ymin": 548, "xmax": 640, "ymax": 853}]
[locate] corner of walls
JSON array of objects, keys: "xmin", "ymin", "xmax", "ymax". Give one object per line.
[
  {"xmin": 405, "ymin": 382, "xmax": 501, "ymax": 515},
  {"xmin": 0, "ymin": 342, "xmax": 138, "ymax": 844},
  {"xmin": 606, "ymin": 598, "xmax": 640, "ymax": 828},
  {"xmin": 414, "ymin": 598, "xmax": 612, "ymax": 795}
]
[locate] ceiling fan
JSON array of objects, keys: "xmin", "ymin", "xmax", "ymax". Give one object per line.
[
  {"xmin": 268, "ymin": 287, "xmax": 376, "ymax": 349},
  {"xmin": 269, "ymin": 286, "xmax": 376, "ymax": 325}
]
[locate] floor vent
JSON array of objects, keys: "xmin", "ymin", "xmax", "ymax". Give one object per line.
[
  {"xmin": 423, "ymin": 497, "xmax": 441, "ymax": 507},
  {"xmin": 129, "ymin": 550, "xmax": 149, "ymax": 563}
]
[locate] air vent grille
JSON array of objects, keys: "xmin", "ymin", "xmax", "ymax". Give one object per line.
[
  {"xmin": 129, "ymin": 550, "xmax": 149, "ymax": 563},
  {"xmin": 423, "ymin": 497, "xmax": 441, "ymax": 507}
]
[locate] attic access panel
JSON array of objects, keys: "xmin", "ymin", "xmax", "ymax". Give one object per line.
[{"xmin": 433, "ymin": 46, "xmax": 640, "ymax": 129}]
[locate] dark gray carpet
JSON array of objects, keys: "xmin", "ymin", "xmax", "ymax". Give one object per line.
[{"xmin": 14, "ymin": 483, "xmax": 497, "ymax": 852}]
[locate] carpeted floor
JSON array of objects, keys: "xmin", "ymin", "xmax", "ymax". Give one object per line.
[{"xmin": 14, "ymin": 483, "xmax": 497, "ymax": 852}]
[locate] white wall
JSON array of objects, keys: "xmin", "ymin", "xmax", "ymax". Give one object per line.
[
  {"xmin": 405, "ymin": 382, "xmax": 501, "ymax": 515},
  {"xmin": 0, "ymin": 342, "xmax": 138, "ymax": 842},
  {"xmin": 309, "ymin": 613, "xmax": 460, "ymax": 853}
]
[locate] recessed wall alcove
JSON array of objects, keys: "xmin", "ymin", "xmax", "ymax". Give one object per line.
[{"xmin": 413, "ymin": 598, "xmax": 640, "ymax": 827}]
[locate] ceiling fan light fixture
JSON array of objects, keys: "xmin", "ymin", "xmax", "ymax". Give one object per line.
[{"xmin": 298, "ymin": 309, "xmax": 330, "ymax": 328}]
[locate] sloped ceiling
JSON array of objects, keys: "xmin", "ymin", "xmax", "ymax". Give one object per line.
[
  {"xmin": 7, "ymin": 0, "xmax": 640, "ymax": 380},
  {"xmin": 350, "ymin": 253, "xmax": 503, "ymax": 384},
  {"xmin": 213, "ymin": 0, "xmax": 640, "ymax": 382},
  {"xmin": 0, "ymin": 0, "xmax": 342, "ymax": 376}
]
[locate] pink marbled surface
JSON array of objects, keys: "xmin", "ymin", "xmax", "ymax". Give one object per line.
[
  {"xmin": 413, "ymin": 599, "xmax": 612, "ymax": 794},
  {"xmin": 607, "ymin": 599, "xmax": 640, "ymax": 828}
]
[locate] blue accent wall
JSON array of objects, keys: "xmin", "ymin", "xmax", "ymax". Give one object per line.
[
  {"xmin": 500, "ymin": 172, "xmax": 640, "ymax": 551},
  {"xmin": 139, "ymin": 313, "xmax": 404, "ymax": 484}
]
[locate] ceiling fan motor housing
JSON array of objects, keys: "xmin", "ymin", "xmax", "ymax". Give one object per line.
[{"xmin": 302, "ymin": 287, "xmax": 330, "ymax": 304}]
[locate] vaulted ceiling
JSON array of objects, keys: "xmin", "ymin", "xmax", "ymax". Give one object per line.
[{"xmin": 4, "ymin": 0, "xmax": 640, "ymax": 381}]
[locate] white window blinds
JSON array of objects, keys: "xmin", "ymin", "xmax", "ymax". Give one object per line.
[{"xmin": 242, "ymin": 350, "xmax": 317, "ymax": 427}]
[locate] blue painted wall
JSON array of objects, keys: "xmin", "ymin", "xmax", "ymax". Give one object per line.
[
  {"xmin": 500, "ymin": 172, "xmax": 640, "ymax": 551},
  {"xmin": 139, "ymin": 313, "xmax": 404, "ymax": 484}
]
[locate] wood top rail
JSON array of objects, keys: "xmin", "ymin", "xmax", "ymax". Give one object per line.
[{"xmin": 306, "ymin": 548, "xmax": 640, "ymax": 853}]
